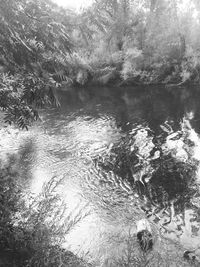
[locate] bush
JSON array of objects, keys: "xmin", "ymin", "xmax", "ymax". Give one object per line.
[
  {"xmin": 0, "ymin": 72, "xmax": 60, "ymax": 129},
  {"xmin": 180, "ymin": 47, "xmax": 200, "ymax": 83},
  {"xmin": 121, "ymin": 48, "xmax": 143, "ymax": 81}
]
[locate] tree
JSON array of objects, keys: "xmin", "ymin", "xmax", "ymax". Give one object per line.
[
  {"xmin": 86, "ymin": 0, "xmax": 137, "ymax": 51},
  {"xmin": 0, "ymin": 0, "xmax": 74, "ymax": 128}
]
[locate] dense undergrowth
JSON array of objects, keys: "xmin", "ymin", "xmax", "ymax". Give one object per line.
[{"xmin": 1, "ymin": 0, "xmax": 200, "ymax": 128}]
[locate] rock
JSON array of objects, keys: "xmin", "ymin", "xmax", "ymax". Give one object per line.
[{"xmin": 136, "ymin": 219, "xmax": 153, "ymax": 252}]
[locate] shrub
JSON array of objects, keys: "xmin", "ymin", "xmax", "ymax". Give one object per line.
[
  {"xmin": 121, "ymin": 48, "xmax": 143, "ymax": 81},
  {"xmin": 0, "ymin": 72, "xmax": 60, "ymax": 129}
]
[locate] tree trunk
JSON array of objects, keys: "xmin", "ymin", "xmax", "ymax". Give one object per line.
[{"xmin": 179, "ymin": 33, "xmax": 186, "ymax": 59}]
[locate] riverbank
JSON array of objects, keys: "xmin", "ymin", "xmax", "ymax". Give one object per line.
[{"xmin": 66, "ymin": 55, "xmax": 200, "ymax": 89}]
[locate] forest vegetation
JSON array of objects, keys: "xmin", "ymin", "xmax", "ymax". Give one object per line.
[{"xmin": 1, "ymin": 0, "xmax": 200, "ymax": 127}]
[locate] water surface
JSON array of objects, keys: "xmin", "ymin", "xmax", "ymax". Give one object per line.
[{"xmin": 20, "ymin": 85, "xmax": 200, "ymax": 266}]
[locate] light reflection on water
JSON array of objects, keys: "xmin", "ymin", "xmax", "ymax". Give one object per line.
[
  {"xmin": 4, "ymin": 86, "xmax": 200, "ymax": 265},
  {"xmin": 25, "ymin": 114, "xmax": 146, "ymax": 265}
]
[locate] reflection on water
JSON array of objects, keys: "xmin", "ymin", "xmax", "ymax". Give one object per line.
[{"xmin": 8, "ymin": 85, "xmax": 200, "ymax": 265}]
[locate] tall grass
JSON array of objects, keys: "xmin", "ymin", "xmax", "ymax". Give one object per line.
[{"xmin": 0, "ymin": 147, "xmax": 90, "ymax": 267}]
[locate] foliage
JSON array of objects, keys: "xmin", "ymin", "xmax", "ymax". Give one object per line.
[
  {"xmin": 121, "ymin": 48, "xmax": 144, "ymax": 81},
  {"xmin": 0, "ymin": 0, "xmax": 73, "ymax": 71},
  {"xmin": 0, "ymin": 73, "xmax": 54, "ymax": 129},
  {"xmin": 0, "ymin": 149, "xmax": 89, "ymax": 267},
  {"xmin": 0, "ymin": 0, "xmax": 74, "ymax": 127},
  {"xmin": 1, "ymin": 0, "xmax": 200, "ymax": 126},
  {"xmin": 69, "ymin": 0, "xmax": 200, "ymax": 86}
]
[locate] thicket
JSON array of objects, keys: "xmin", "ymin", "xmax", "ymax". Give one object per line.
[
  {"xmin": 0, "ymin": 0, "xmax": 73, "ymax": 128},
  {"xmin": 1, "ymin": 0, "xmax": 200, "ymax": 126},
  {"xmin": 68, "ymin": 0, "xmax": 200, "ymax": 87}
]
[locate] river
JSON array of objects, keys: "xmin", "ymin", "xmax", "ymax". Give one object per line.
[{"xmin": 6, "ymin": 85, "xmax": 200, "ymax": 266}]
